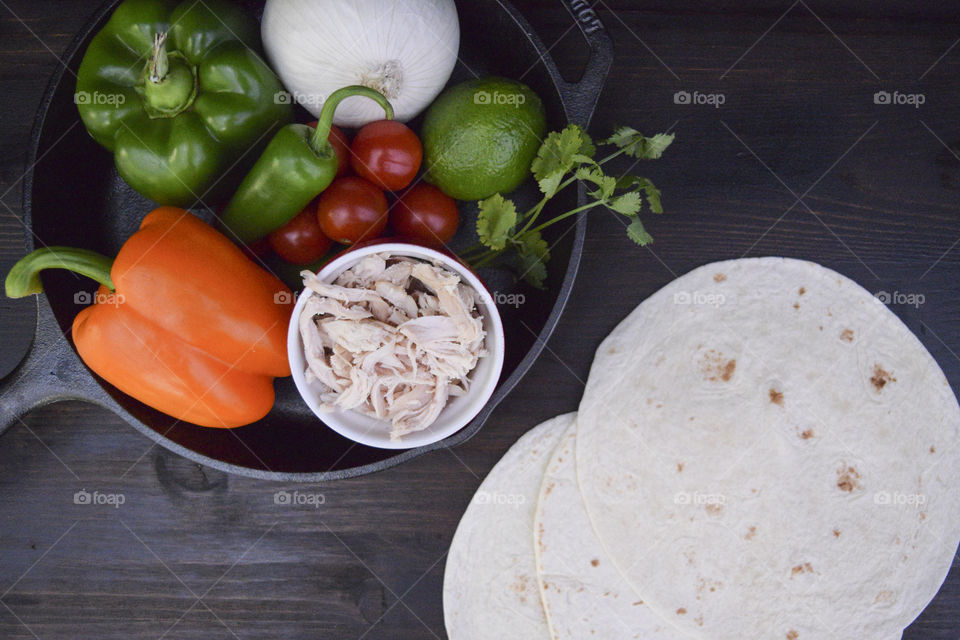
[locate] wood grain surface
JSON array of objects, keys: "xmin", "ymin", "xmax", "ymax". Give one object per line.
[{"xmin": 1, "ymin": 1, "xmax": 958, "ymax": 638}]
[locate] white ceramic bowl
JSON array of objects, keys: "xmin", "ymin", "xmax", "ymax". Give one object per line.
[{"xmin": 287, "ymin": 242, "xmax": 506, "ymax": 450}]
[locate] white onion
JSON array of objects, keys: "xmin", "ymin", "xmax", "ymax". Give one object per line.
[{"xmin": 262, "ymin": 0, "xmax": 460, "ymax": 128}]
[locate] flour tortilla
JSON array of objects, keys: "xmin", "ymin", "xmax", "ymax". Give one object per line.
[
  {"xmin": 576, "ymin": 257, "xmax": 960, "ymax": 639},
  {"xmin": 535, "ymin": 418, "xmax": 691, "ymax": 640},
  {"xmin": 444, "ymin": 414, "xmax": 572, "ymax": 639}
]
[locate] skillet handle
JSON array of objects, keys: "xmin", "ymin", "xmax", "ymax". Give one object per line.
[
  {"xmin": 0, "ymin": 295, "xmax": 101, "ymax": 433},
  {"xmin": 558, "ymin": 0, "xmax": 614, "ymax": 127}
]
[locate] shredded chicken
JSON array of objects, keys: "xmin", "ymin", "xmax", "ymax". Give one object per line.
[{"xmin": 299, "ymin": 253, "xmax": 487, "ymax": 440}]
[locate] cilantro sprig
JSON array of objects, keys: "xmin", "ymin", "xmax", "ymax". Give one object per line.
[{"xmin": 461, "ymin": 125, "xmax": 674, "ymax": 287}]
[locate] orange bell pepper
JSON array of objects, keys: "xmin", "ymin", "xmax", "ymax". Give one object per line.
[{"xmin": 5, "ymin": 207, "xmax": 294, "ymax": 428}]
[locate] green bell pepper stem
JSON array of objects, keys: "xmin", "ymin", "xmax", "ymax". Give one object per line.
[
  {"xmin": 150, "ymin": 32, "xmax": 169, "ymax": 82},
  {"xmin": 5, "ymin": 247, "xmax": 115, "ymax": 298},
  {"xmin": 219, "ymin": 85, "xmax": 394, "ymax": 244},
  {"xmin": 309, "ymin": 85, "xmax": 395, "ymax": 154},
  {"xmin": 142, "ymin": 31, "xmax": 197, "ymax": 116}
]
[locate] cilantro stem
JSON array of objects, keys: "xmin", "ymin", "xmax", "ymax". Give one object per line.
[
  {"xmin": 517, "ymin": 199, "xmax": 549, "ymax": 235},
  {"xmin": 468, "ymin": 199, "xmax": 606, "ymax": 269},
  {"xmin": 522, "ymin": 199, "xmax": 605, "ymax": 236}
]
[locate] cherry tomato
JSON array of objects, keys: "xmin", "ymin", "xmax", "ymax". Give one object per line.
[
  {"xmin": 316, "ymin": 177, "xmax": 389, "ymax": 245},
  {"xmin": 268, "ymin": 203, "xmax": 334, "ymax": 265},
  {"xmin": 391, "ymin": 184, "xmax": 460, "ymax": 246},
  {"xmin": 350, "ymin": 120, "xmax": 422, "ymax": 191},
  {"xmin": 307, "ymin": 121, "xmax": 352, "ymax": 177}
]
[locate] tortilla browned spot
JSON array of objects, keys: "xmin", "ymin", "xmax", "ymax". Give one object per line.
[
  {"xmin": 837, "ymin": 465, "xmax": 861, "ymax": 492},
  {"xmin": 870, "ymin": 364, "xmax": 896, "ymax": 391}
]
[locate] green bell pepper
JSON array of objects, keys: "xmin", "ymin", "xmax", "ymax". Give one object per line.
[
  {"xmin": 75, "ymin": 0, "xmax": 293, "ymax": 207},
  {"xmin": 219, "ymin": 86, "xmax": 393, "ymax": 244}
]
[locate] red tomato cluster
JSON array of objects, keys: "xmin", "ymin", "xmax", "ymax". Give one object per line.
[{"xmin": 266, "ymin": 119, "xmax": 459, "ymax": 267}]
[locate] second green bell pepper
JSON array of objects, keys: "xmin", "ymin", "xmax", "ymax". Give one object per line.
[
  {"xmin": 75, "ymin": 0, "xmax": 293, "ymax": 206},
  {"xmin": 219, "ymin": 85, "xmax": 394, "ymax": 244}
]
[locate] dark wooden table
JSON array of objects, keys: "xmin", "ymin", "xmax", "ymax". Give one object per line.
[{"xmin": 2, "ymin": 1, "xmax": 959, "ymax": 638}]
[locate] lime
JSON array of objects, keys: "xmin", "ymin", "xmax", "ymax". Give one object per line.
[{"xmin": 421, "ymin": 77, "xmax": 546, "ymax": 201}]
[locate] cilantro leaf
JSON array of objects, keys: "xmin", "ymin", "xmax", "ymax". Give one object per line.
[
  {"xmin": 576, "ymin": 166, "xmax": 616, "ymax": 200},
  {"xmin": 604, "ymin": 126, "xmax": 639, "ymax": 149},
  {"xmin": 626, "ymin": 218, "xmax": 654, "ymax": 246},
  {"xmin": 574, "ymin": 165, "xmax": 599, "ymax": 182},
  {"xmin": 617, "ymin": 176, "xmax": 663, "ymax": 213},
  {"xmin": 518, "ymin": 230, "xmax": 550, "ymax": 262},
  {"xmin": 537, "ymin": 172, "xmax": 564, "ymax": 199},
  {"xmin": 607, "ymin": 191, "xmax": 643, "ymax": 216},
  {"xmin": 605, "ymin": 127, "xmax": 675, "ymax": 160},
  {"xmin": 514, "ymin": 231, "xmax": 550, "ymax": 289},
  {"xmin": 477, "ymin": 194, "xmax": 517, "ymax": 250},
  {"xmin": 576, "ymin": 131, "xmax": 596, "ymax": 158},
  {"xmin": 532, "ymin": 125, "xmax": 594, "ymax": 197},
  {"xmin": 637, "ymin": 178, "xmax": 663, "ymax": 214},
  {"xmin": 595, "ymin": 176, "xmax": 617, "ymax": 201}
]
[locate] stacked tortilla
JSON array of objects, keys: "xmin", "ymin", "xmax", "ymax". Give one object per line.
[{"xmin": 444, "ymin": 258, "xmax": 960, "ymax": 640}]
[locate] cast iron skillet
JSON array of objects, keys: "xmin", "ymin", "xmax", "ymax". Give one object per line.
[{"xmin": 0, "ymin": 0, "xmax": 612, "ymax": 480}]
